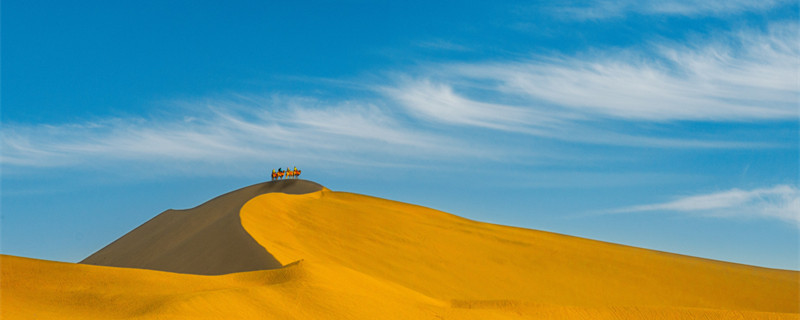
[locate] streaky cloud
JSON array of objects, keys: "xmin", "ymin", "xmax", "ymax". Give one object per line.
[
  {"xmin": 550, "ymin": 0, "xmax": 790, "ymax": 20},
  {"xmin": 2, "ymin": 24, "xmax": 795, "ymax": 171},
  {"xmin": 611, "ymin": 185, "xmax": 800, "ymax": 227},
  {"xmin": 382, "ymin": 79, "xmax": 567, "ymax": 133},
  {"xmin": 447, "ymin": 23, "xmax": 797, "ymax": 122},
  {"xmin": 0, "ymin": 96, "xmax": 473, "ymax": 170},
  {"xmin": 382, "ymin": 78, "xmax": 779, "ymax": 148},
  {"xmin": 380, "ymin": 22, "xmax": 796, "ymax": 147}
]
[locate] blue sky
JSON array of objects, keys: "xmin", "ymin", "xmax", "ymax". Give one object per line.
[{"xmin": 2, "ymin": 0, "xmax": 798, "ymax": 270}]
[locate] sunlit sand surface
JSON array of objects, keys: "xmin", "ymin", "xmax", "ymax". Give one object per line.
[{"xmin": 3, "ymin": 181, "xmax": 797, "ymax": 319}]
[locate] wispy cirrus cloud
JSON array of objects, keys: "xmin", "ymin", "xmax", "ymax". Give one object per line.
[
  {"xmin": 378, "ymin": 22, "xmax": 797, "ymax": 148},
  {"xmin": 610, "ymin": 185, "xmax": 800, "ymax": 226},
  {"xmin": 381, "ymin": 79, "xmax": 568, "ymax": 133},
  {"xmin": 550, "ymin": 0, "xmax": 790, "ymax": 20},
  {"xmin": 411, "ymin": 22, "xmax": 797, "ymax": 122},
  {"xmin": 381, "ymin": 78, "xmax": 785, "ymax": 148},
  {"xmin": 1, "ymin": 96, "xmax": 473, "ymax": 171},
  {"xmin": 414, "ymin": 39, "xmax": 471, "ymax": 52},
  {"xmin": 2, "ymin": 23, "xmax": 796, "ymax": 171}
]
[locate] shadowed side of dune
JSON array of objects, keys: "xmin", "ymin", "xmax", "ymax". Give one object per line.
[{"xmin": 80, "ymin": 179, "xmax": 323, "ymax": 275}]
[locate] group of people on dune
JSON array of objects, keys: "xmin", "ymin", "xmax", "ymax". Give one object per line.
[{"xmin": 271, "ymin": 167, "xmax": 301, "ymax": 180}]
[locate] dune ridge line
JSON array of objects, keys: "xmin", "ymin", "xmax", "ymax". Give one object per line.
[{"xmin": 80, "ymin": 179, "xmax": 323, "ymax": 275}]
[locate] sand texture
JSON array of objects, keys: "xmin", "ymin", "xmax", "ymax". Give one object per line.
[{"xmin": 3, "ymin": 183, "xmax": 798, "ymax": 319}]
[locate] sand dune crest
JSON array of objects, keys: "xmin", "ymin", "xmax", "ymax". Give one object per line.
[{"xmin": 80, "ymin": 179, "xmax": 322, "ymax": 275}]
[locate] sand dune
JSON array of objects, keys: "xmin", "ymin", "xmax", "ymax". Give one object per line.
[
  {"xmin": 241, "ymin": 190, "xmax": 799, "ymax": 313},
  {"xmin": 80, "ymin": 179, "xmax": 323, "ymax": 275},
  {"xmin": 3, "ymin": 182, "xmax": 798, "ymax": 319}
]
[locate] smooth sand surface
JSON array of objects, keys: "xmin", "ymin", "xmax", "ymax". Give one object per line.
[
  {"xmin": 3, "ymin": 185, "xmax": 798, "ymax": 319},
  {"xmin": 80, "ymin": 179, "xmax": 322, "ymax": 275}
]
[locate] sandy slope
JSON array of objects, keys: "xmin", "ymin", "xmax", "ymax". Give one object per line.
[
  {"xmin": 2, "ymin": 184, "xmax": 798, "ymax": 319},
  {"xmin": 81, "ymin": 180, "xmax": 322, "ymax": 275},
  {"xmin": 241, "ymin": 190, "xmax": 799, "ymax": 313}
]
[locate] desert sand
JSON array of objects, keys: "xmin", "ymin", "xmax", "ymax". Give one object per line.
[
  {"xmin": 2, "ymin": 180, "xmax": 798, "ymax": 319},
  {"xmin": 81, "ymin": 179, "xmax": 323, "ymax": 274}
]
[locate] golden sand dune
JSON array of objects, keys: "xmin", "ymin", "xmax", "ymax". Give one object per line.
[
  {"xmin": 81, "ymin": 180, "xmax": 323, "ymax": 275},
  {"xmin": 2, "ymin": 181, "xmax": 798, "ymax": 319}
]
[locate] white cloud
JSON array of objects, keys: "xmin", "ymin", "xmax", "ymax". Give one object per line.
[
  {"xmin": 445, "ymin": 23, "xmax": 798, "ymax": 122},
  {"xmin": 382, "ymin": 79, "xmax": 568, "ymax": 133},
  {"xmin": 2, "ymin": 24, "xmax": 795, "ymax": 171},
  {"xmin": 612, "ymin": 185, "xmax": 800, "ymax": 226},
  {"xmin": 376, "ymin": 23, "xmax": 796, "ymax": 148},
  {"xmin": 381, "ymin": 78, "xmax": 784, "ymax": 148},
  {"xmin": 414, "ymin": 40, "xmax": 471, "ymax": 52},
  {"xmin": 552, "ymin": 0, "xmax": 789, "ymax": 20},
  {"xmin": 0, "ymin": 96, "xmax": 472, "ymax": 170}
]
